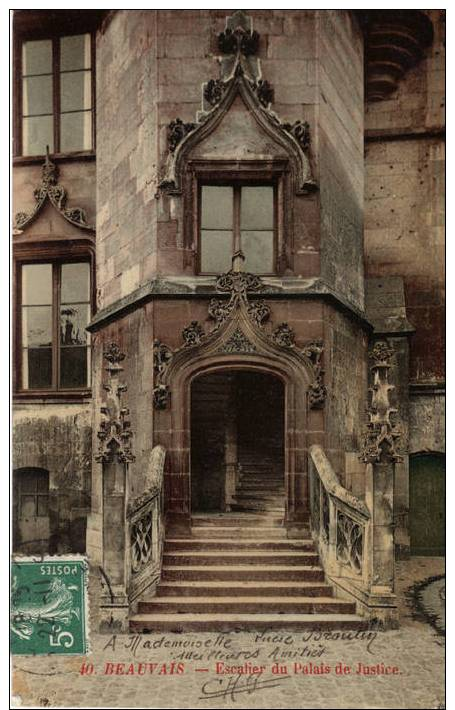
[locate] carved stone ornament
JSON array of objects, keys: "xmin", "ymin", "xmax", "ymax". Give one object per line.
[
  {"xmin": 282, "ymin": 120, "xmax": 311, "ymax": 152},
  {"xmin": 359, "ymin": 339, "xmax": 402, "ymax": 464},
  {"xmin": 96, "ymin": 343, "xmax": 135, "ymax": 464},
  {"xmin": 221, "ymin": 328, "xmax": 257, "ymax": 354},
  {"xmin": 167, "ymin": 118, "xmax": 196, "ymax": 153},
  {"xmin": 13, "ymin": 147, "xmax": 94, "ymax": 234},
  {"xmin": 302, "ymin": 339, "xmax": 327, "ymax": 408},
  {"xmin": 272, "ymin": 323, "xmax": 295, "ymax": 348},
  {"xmin": 336, "ymin": 511, "xmax": 363, "ymax": 575},
  {"xmin": 182, "ymin": 321, "xmax": 205, "ymax": 347},
  {"xmin": 203, "ymin": 79, "xmax": 226, "ymax": 107},
  {"xmin": 159, "ymin": 10, "xmax": 316, "ymax": 195},
  {"xmin": 152, "ymin": 252, "xmax": 327, "ymax": 410}
]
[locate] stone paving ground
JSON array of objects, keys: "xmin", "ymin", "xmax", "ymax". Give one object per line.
[{"xmin": 11, "ymin": 557, "xmax": 445, "ymax": 709}]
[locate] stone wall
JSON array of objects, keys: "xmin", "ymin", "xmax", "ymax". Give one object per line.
[
  {"xmin": 322, "ymin": 305, "xmax": 368, "ymax": 484},
  {"xmin": 13, "ymin": 403, "xmax": 92, "ymax": 553},
  {"xmin": 96, "ymin": 10, "xmax": 158, "ymax": 309},
  {"xmin": 318, "ymin": 10, "xmax": 365, "ymax": 310},
  {"xmin": 364, "ymin": 10, "xmax": 445, "ymax": 386}
]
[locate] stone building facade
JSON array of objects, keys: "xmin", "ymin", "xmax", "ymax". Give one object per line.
[{"xmin": 12, "ymin": 10, "xmax": 444, "ymax": 629}]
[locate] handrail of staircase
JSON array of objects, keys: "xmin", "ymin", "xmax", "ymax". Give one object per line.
[
  {"xmin": 126, "ymin": 445, "xmax": 166, "ymax": 603},
  {"xmin": 308, "ymin": 444, "xmax": 370, "ymax": 583}
]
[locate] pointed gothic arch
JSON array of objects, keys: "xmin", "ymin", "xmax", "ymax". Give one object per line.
[
  {"xmin": 152, "ymin": 258, "xmax": 325, "ymax": 533},
  {"xmin": 160, "ymin": 69, "xmax": 317, "ymax": 197}
]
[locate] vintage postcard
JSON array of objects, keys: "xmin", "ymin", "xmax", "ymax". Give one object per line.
[{"xmin": 11, "ymin": 7, "xmax": 445, "ymax": 709}]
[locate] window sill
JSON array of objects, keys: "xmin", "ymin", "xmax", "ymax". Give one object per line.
[
  {"xmin": 13, "ymin": 151, "xmax": 96, "ymax": 167},
  {"xmin": 13, "ymin": 390, "xmax": 92, "ymax": 404}
]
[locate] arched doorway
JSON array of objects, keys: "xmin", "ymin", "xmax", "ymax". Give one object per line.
[
  {"xmin": 409, "ymin": 453, "xmax": 445, "ymax": 555},
  {"xmin": 190, "ymin": 370, "xmax": 285, "ymax": 514},
  {"xmin": 12, "ymin": 467, "xmax": 50, "ymax": 554}
]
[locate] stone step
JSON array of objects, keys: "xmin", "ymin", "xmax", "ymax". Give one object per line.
[
  {"xmin": 155, "ymin": 580, "xmax": 333, "ymax": 597},
  {"xmin": 137, "ymin": 596, "xmax": 356, "ymax": 615},
  {"xmin": 161, "ymin": 565, "xmax": 325, "ymax": 582},
  {"xmin": 235, "ymin": 486, "xmax": 285, "ymax": 501},
  {"xmin": 230, "ymin": 503, "xmax": 285, "ymax": 513},
  {"xmin": 234, "ymin": 492, "xmax": 285, "ymax": 500},
  {"xmin": 165, "ymin": 538, "xmax": 315, "ymax": 551},
  {"xmin": 190, "ymin": 526, "xmax": 288, "ymax": 539},
  {"xmin": 237, "ymin": 481, "xmax": 284, "ymax": 488},
  {"xmin": 163, "ymin": 551, "xmax": 319, "ymax": 566},
  {"xmin": 130, "ymin": 613, "xmax": 366, "ymax": 633},
  {"xmin": 191, "ymin": 514, "xmax": 284, "ymax": 527}
]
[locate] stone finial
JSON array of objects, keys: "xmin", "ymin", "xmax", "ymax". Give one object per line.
[
  {"xmin": 360, "ymin": 339, "xmax": 402, "ymax": 464},
  {"xmin": 96, "ymin": 342, "xmax": 135, "ymax": 464}
]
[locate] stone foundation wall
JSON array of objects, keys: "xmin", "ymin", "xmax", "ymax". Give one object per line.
[{"xmin": 13, "ymin": 403, "xmax": 92, "ymax": 553}]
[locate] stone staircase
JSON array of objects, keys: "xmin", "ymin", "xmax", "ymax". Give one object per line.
[
  {"xmin": 230, "ymin": 455, "xmax": 285, "ymax": 513},
  {"xmin": 129, "ymin": 510, "xmax": 364, "ymax": 632}
]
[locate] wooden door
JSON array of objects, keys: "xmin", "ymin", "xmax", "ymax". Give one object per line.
[{"xmin": 409, "ymin": 454, "xmax": 445, "ymax": 555}]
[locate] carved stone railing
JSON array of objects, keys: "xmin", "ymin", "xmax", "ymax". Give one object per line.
[
  {"xmin": 309, "ymin": 445, "xmax": 371, "ymax": 585},
  {"xmin": 126, "ymin": 445, "xmax": 166, "ymax": 603}
]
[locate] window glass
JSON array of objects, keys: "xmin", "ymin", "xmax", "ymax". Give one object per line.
[
  {"xmin": 60, "ymin": 34, "xmax": 91, "ymax": 71},
  {"xmin": 22, "ymin": 115, "xmax": 54, "ymax": 156},
  {"xmin": 22, "ymin": 347, "xmax": 52, "ymax": 390},
  {"xmin": 19, "ymin": 34, "xmax": 93, "ymax": 156},
  {"xmin": 241, "ymin": 231, "xmax": 274, "ymax": 273},
  {"xmin": 199, "ymin": 184, "xmax": 275, "ymax": 274},
  {"xmin": 61, "ymin": 262, "xmax": 90, "ymax": 303},
  {"xmin": 60, "ymin": 71, "xmax": 92, "ymax": 113},
  {"xmin": 240, "ymin": 186, "xmax": 274, "ymax": 230},
  {"xmin": 19, "ymin": 262, "xmax": 90, "ymax": 391},
  {"xmin": 60, "ymin": 111, "xmax": 92, "ymax": 152},
  {"xmin": 22, "ymin": 40, "xmax": 52, "ymax": 76},
  {"xmin": 22, "ymin": 75, "xmax": 53, "ymax": 116},
  {"xmin": 200, "ymin": 230, "xmax": 233, "ymax": 273},
  {"xmin": 201, "ymin": 186, "xmax": 233, "ymax": 230},
  {"xmin": 22, "ymin": 264, "xmax": 52, "ymax": 305}
]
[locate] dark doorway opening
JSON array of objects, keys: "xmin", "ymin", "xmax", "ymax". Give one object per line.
[
  {"xmin": 190, "ymin": 370, "xmax": 285, "ymax": 513},
  {"xmin": 409, "ymin": 453, "xmax": 445, "ymax": 556}
]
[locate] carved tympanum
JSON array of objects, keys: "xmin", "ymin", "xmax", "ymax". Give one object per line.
[{"xmin": 152, "ymin": 253, "xmax": 327, "ymax": 410}]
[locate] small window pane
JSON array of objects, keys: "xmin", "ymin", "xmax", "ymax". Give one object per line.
[
  {"xmin": 60, "ymin": 34, "xmax": 91, "ymax": 71},
  {"xmin": 22, "ymin": 75, "xmax": 53, "ymax": 116},
  {"xmin": 241, "ymin": 230, "xmax": 274, "ymax": 273},
  {"xmin": 36, "ymin": 475, "xmax": 49, "ymax": 493},
  {"xmin": 61, "ymin": 262, "xmax": 90, "ymax": 303},
  {"xmin": 21, "ymin": 495, "xmax": 37, "ymax": 518},
  {"xmin": 60, "ymin": 111, "xmax": 92, "ymax": 152},
  {"xmin": 201, "ymin": 186, "xmax": 233, "ymax": 230},
  {"xmin": 240, "ymin": 186, "xmax": 274, "ymax": 230},
  {"xmin": 37, "ymin": 496, "xmax": 49, "ymax": 517},
  {"xmin": 22, "ymin": 348, "xmax": 52, "ymax": 390},
  {"xmin": 22, "ymin": 115, "xmax": 54, "ymax": 156},
  {"xmin": 60, "ymin": 346, "xmax": 88, "ymax": 388},
  {"xmin": 60, "ymin": 304, "xmax": 89, "ymax": 346},
  {"xmin": 200, "ymin": 230, "xmax": 233, "ymax": 273},
  {"xmin": 22, "ymin": 40, "xmax": 52, "ymax": 76},
  {"xmin": 22, "ymin": 264, "xmax": 52, "ymax": 305},
  {"xmin": 60, "ymin": 70, "xmax": 92, "ymax": 113},
  {"xmin": 20, "ymin": 472, "xmax": 37, "ymax": 493},
  {"xmin": 22, "ymin": 306, "xmax": 53, "ymax": 347}
]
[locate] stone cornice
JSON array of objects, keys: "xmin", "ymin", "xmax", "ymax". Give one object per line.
[{"xmin": 87, "ymin": 276, "xmax": 374, "ymax": 333}]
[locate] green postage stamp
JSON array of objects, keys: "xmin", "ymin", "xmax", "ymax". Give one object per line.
[{"xmin": 10, "ymin": 556, "xmax": 89, "ymax": 656}]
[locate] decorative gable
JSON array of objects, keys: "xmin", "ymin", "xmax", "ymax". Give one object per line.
[{"xmin": 159, "ymin": 10, "xmax": 317, "ymax": 196}]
